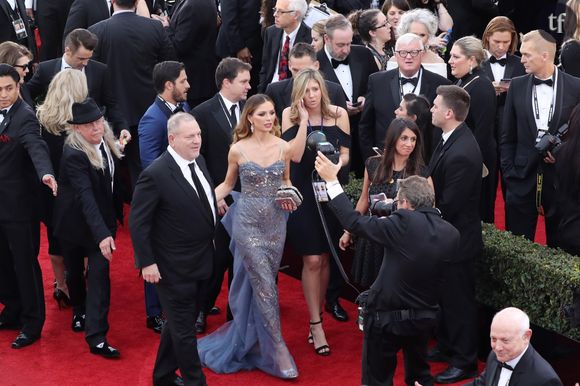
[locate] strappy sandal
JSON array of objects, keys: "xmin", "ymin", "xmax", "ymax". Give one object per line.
[
  {"xmin": 309, "ymin": 320, "xmax": 330, "ymax": 356},
  {"xmin": 307, "ymin": 313, "xmax": 323, "ymax": 344}
]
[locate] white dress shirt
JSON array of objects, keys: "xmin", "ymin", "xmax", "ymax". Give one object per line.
[
  {"xmin": 497, "ymin": 345, "xmax": 528, "ymax": 386},
  {"xmin": 95, "ymin": 140, "xmax": 115, "ymax": 190},
  {"xmin": 490, "ymin": 54, "xmax": 507, "ymax": 83},
  {"xmin": 398, "ymin": 69, "xmax": 422, "ymax": 97},
  {"xmin": 325, "ymin": 46, "xmax": 353, "ymax": 101},
  {"xmin": 532, "ymin": 68, "xmax": 558, "ymax": 141},
  {"xmin": 219, "ymin": 93, "xmax": 240, "ymax": 126},
  {"xmin": 0, "ymin": 104, "xmax": 14, "ymax": 125}
]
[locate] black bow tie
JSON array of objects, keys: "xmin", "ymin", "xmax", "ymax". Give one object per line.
[
  {"xmin": 497, "ymin": 360, "xmax": 514, "ymax": 371},
  {"xmin": 0, "ymin": 109, "xmax": 7, "ymax": 116},
  {"xmin": 173, "ymin": 103, "xmax": 184, "ymax": 114},
  {"xmin": 533, "ymin": 77, "xmax": 553, "ymax": 87},
  {"xmin": 400, "ymin": 77, "xmax": 418, "ymax": 86},
  {"xmin": 331, "ymin": 57, "xmax": 349, "ymax": 69},
  {"xmin": 489, "ymin": 56, "xmax": 507, "ymax": 66}
]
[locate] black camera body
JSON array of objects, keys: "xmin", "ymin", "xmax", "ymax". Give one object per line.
[
  {"xmin": 535, "ymin": 123, "xmax": 568, "ymax": 156},
  {"xmin": 370, "ymin": 200, "xmax": 397, "ymax": 217},
  {"xmin": 315, "ymin": 141, "xmax": 340, "ymax": 164}
]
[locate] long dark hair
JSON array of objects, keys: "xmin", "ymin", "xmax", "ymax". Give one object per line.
[
  {"xmin": 403, "ymin": 93, "xmax": 433, "ymax": 161},
  {"xmin": 371, "ymin": 118, "xmax": 424, "ymax": 184},
  {"xmin": 558, "ymin": 103, "xmax": 580, "ymax": 196}
]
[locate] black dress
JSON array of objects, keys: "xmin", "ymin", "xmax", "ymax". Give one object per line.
[{"xmin": 282, "ymin": 124, "xmax": 350, "ymax": 255}]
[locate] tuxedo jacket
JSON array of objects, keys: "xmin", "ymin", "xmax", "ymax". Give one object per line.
[
  {"xmin": 265, "ymin": 78, "xmax": 347, "ymax": 120},
  {"xmin": 89, "ymin": 12, "xmax": 176, "ymax": 127},
  {"xmin": 53, "ymin": 143, "xmax": 123, "ymax": 248},
  {"xmin": 500, "ymin": 70, "xmax": 580, "ymax": 198},
  {"xmin": 27, "ymin": 58, "xmax": 127, "ymax": 133},
  {"xmin": 168, "ymin": 0, "xmax": 218, "ymax": 106},
  {"xmin": 258, "ymin": 22, "xmax": 312, "ymax": 92},
  {"xmin": 192, "ymin": 93, "xmax": 243, "ymax": 190},
  {"xmin": 215, "ymin": 0, "xmax": 262, "ymax": 59},
  {"xmin": 465, "ymin": 344, "xmax": 562, "ymax": 386},
  {"xmin": 138, "ymin": 97, "xmax": 191, "ymax": 170},
  {"xmin": 63, "ymin": 0, "xmax": 110, "ymax": 38},
  {"xmin": 359, "ymin": 67, "xmax": 450, "ymax": 160},
  {"xmin": 0, "ymin": 0, "xmax": 36, "ymax": 55},
  {"xmin": 0, "ymin": 98, "xmax": 54, "ymax": 222},
  {"xmin": 428, "ymin": 123, "xmax": 482, "ymax": 262},
  {"xmin": 129, "ymin": 152, "xmax": 217, "ymax": 284},
  {"xmin": 481, "ymin": 54, "xmax": 525, "ymax": 107}
]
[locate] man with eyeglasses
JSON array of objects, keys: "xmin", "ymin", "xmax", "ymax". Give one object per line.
[
  {"xmin": 359, "ymin": 32, "xmax": 450, "ymax": 163},
  {"xmin": 257, "ymin": 0, "xmax": 311, "ymax": 92}
]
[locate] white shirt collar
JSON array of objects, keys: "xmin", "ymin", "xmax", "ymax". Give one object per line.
[
  {"xmin": 158, "ymin": 96, "xmax": 177, "ymax": 112},
  {"xmin": 219, "ymin": 92, "xmax": 238, "ymax": 111},
  {"xmin": 112, "ymin": 9, "xmax": 134, "ymax": 16},
  {"xmin": 167, "ymin": 144, "xmax": 194, "ymax": 165},
  {"xmin": 506, "ymin": 344, "xmax": 528, "ymax": 369},
  {"xmin": 283, "ymin": 23, "xmax": 300, "ymax": 42},
  {"xmin": 441, "ymin": 127, "xmax": 456, "ymax": 143},
  {"xmin": 399, "ymin": 69, "xmax": 420, "ymax": 79},
  {"xmin": 61, "ymin": 56, "xmax": 86, "ymax": 73}
]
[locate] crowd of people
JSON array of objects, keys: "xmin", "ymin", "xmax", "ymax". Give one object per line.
[{"xmin": 1, "ymin": 0, "xmax": 580, "ymax": 385}]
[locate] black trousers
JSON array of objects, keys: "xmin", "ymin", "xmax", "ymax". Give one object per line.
[
  {"xmin": 62, "ymin": 242, "xmax": 111, "ymax": 347},
  {"xmin": 436, "ymin": 261, "xmax": 478, "ymax": 370},
  {"xmin": 154, "ymin": 281, "xmax": 206, "ymax": 386},
  {"xmin": 362, "ymin": 323, "xmax": 433, "ymax": 386},
  {"xmin": 0, "ymin": 221, "xmax": 45, "ymax": 337},
  {"xmin": 36, "ymin": 0, "xmax": 74, "ymax": 61}
]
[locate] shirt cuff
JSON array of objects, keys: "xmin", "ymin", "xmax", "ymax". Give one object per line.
[
  {"xmin": 25, "ymin": 0, "xmax": 33, "ymax": 8},
  {"xmin": 326, "ymin": 180, "xmax": 343, "ymax": 200}
]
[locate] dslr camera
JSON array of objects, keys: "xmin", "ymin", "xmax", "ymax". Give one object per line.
[
  {"xmin": 307, "ymin": 130, "xmax": 340, "ymax": 164},
  {"xmin": 370, "ymin": 199, "xmax": 397, "ymax": 217},
  {"xmin": 535, "ymin": 123, "xmax": 568, "ymax": 157}
]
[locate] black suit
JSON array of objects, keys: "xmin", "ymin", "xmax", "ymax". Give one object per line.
[
  {"xmin": 130, "ymin": 151, "xmax": 216, "ymax": 385},
  {"xmin": 63, "ymin": 0, "xmax": 110, "ymax": 39},
  {"xmin": 0, "ymin": 0, "xmax": 36, "ymax": 57},
  {"xmin": 465, "ymin": 344, "xmax": 562, "ymax": 386},
  {"xmin": 168, "ymin": 0, "xmax": 218, "ymax": 107},
  {"xmin": 328, "ymin": 193, "xmax": 460, "ymax": 386},
  {"xmin": 36, "ymin": 0, "xmax": 74, "ymax": 60},
  {"xmin": 265, "ymin": 78, "xmax": 347, "ymax": 121},
  {"xmin": 500, "ymin": 69, "xmax": 580, "ymax": 246},
  {"xmin": 26, "ymin": 59, "xmax": 127, "ymax": 134},
  {"xmin": 359, "ymin": 67, "xmax": 451, "ymax": 161},
  {"xmin": 258, "ymin": 22, "xmax": 312, "ymax": 93},
  {"xmin": 53, "ymin": 142, "xmax": 123, "ymax": 347},
  {"xmin": 0, "ymin": 98, "xmax": 54, "ymax": 338},
  {"xmin": 428, "ymin": 123, "xmax": 482, "ymax": 371}
]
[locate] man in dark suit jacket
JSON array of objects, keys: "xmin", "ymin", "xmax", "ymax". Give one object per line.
[
  {"xmin": 89, "ymin": 0, "xmax": 175, "ymax": 188},
  {"xmin": 359, "ymin": 33, "xmax": 450, "ymax": 162},
  {"xmin": 216, "ymin": 0, "xmax": 262, "ymax": 93},
  {"xmin": 27, "ymin": 28, "xmax": 128, "ymax": 135},
  {"xmin": 314, "ymin": 154, "xmax": 459, "ymax": 386},
  {"xmin": 130, "ymin": 113, "xmax": 217, "ymax": 386},
  {"xmin": 0, "ymin": 0, "xmax": 36, "ymax": 57},
  {"xmin": 258, "ymin": 0, "xmax": 311, "ymax": 92},
  {"xmin": 35, "ymin": 0, "xmax": 74, "ymax": 60},
  {"xmin": 168, "ymin": 0, "xmax": 218, "ymax": 108},
  {"xmin": 500, "ymin": 30, "xmax": 580, "ymax": 247},
  {"xmin": 266, "ymin": 42, "xmax": 347, "ymax": 121},
  {"xmin": 428, "ymin": 85, "xmax": 483, "ymax": 384},
  {"xmin": 464, "ymin": 307, "xmax": 563, "ymax": 386},
  {"xmin": 63, "ymin": 0, "xmax": 110, "ymax": 39},
  {"xmin": 137, "ymin": 60, "xmax": 190, "ymax": 333},
  {"xmin": 0, "ymin": 65, "xmax": 57, "ymax": 349},
  {"xmin": 191, "ymin": 57, "xmax": 252, "ymax": 332}
]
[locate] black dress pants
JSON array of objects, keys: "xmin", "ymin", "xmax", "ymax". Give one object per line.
[
  {"xmin": 36, "ymin": 0, "xmax": 74, "ymax": 60},
  {"xmin": 62, "ymin": 242, "xmax": 111, "ymax": 347}
]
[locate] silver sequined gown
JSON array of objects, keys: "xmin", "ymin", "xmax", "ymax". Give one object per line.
[{"xmin": 197, "ymin": 160, "xmax": 298, "ymax": 379}]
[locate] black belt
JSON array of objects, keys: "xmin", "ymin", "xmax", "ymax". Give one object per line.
[{"xmin": 373, "ymin": 308, "xmax": 438, "ymax": 325}]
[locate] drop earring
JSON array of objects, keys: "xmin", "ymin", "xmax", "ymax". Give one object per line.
[
  {"xmin": 469, "ymin": 63, "xmax": 473, "ymax": 74},
  {"xmin": 250, "ymin": 123, "xmax": 254, "ymax": 133}
]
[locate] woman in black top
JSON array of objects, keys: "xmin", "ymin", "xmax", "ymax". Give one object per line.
[{"xmin": 350, "ymin": 8, "xmax": 393, "ymax": 70}]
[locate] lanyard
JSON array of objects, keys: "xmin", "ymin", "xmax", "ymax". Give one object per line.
[
  {"xmin": 399, "ymin": 67, "xmax": 422, "ymax": 100},
  {"xmin": 533, "ymin": 73, "xmax": 556, "ymax": 125},
  {"xmin": 307, "ymin": 116, "xmax": 324, "ymax": 134},
  {"xmin": 217, "ymin": 95, "xmax": 236, "ymax": 129}
]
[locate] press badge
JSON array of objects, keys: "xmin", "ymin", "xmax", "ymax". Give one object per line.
[
  {"xmin": 12, "ymin": 17, "xmax": 28, "ymax": 40},
  {"xmin": 313, "ymin": 181, "xmax": 329, "ymax": 202}
]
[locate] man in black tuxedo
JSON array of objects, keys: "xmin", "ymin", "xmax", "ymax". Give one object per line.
[
  {"xmin": 89, "ymin": 0, "xmax": 175, "ymax": 189},
  {"xmin": 27, "ymin": 28, "xmax": 128, "ymax": 136},
  {"xmin": 313, "ymin": 155, "xmax": 460, "ymax": 386},
  {"xmin": 130, "ymin": 112, "xmax": 217, "ymax": 386},
  {"xmin": 35, "ymin": 0, "xmax": 74, "ymax": 60},
  {"xmin": 258, "ymin": 0, "xmax": 311, "ymax": 92},
  {"xmin": 168, "ymin": 0, "xmax": 218, "ymax": 108},
  {"xmin": 191, "ymin": 57, "xmax": 251, "ymax": 332},
  {"xmin": 359, "ymin": 33, "xmax": 450, "ymax": 162},
  {"xmin": 427, "ymin": 85, "xmax": 482, "ymax": 384},
  {"xmin": 0, "ymin": 64, "xmax": 57, "ymax": 349},
  {"xmin": 500, "ymin": 30, "xmax": 580, "ymax": 247},
  {"xmin": 63, "ymin": 0, "xmax": 111, "ymax": 39},
  {"xmin": 463, "ymin": 307, "xmax": 562, "ymax": 386},
  {"xmin": 216, "ymin": 0, "xmax": 262, "ymax": 93},
  {"xmin": 266, "ymin": 43, "xmax": 347, "ymax": 120},
  {"xmin": 0, "ymin": 0, "xmax": 36, "ymax": 57}
]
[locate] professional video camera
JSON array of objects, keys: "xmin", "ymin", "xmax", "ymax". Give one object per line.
[{"xmin": 535, "ymin": 123, "xmax": 568, "ymax": 157}]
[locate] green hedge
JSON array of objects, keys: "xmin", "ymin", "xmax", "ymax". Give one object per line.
[{"xmin": 344, "ymin": 176, "xmax": 580, "ymax": 341}]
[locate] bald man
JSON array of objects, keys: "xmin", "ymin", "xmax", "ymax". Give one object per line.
[{"xmin": 500, "ymin": 29, "xmax": 580, "ymax": 247}]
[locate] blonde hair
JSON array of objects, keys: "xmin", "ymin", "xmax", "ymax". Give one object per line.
[
  {"xmin": 37, "ymin": 69, "xmax": 89, "ymax": 135},
  {"xmin": 521, "ymin": 30, "xmax": 557, "ymax": 60},
  {"xmin": 289, "ymin": 69, "xmax": 339, "ymax": 125},
  {"xmin": 233, "ymin": 94, "xmax": 280, "ymax": 143},
  {"xmin": 482, "ymin": 16, "xmax": 519, "ymax": 55},
  {"xmin": 65, "ymin": 119, "xmax": 123, "ymax": 170},
  {"xmin": 453, "ymin": 36, "xmax": 486, "ymax": 67}
]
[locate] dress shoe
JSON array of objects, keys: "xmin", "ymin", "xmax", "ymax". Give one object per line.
[
  {"xmin": 195, "ymin": 311, "xmax": 207, "ymax": 334},
  {"xmin": 11, "ymin": 332, "xmax": 39, "ymax": 349},
  {"xmin": 154, "ymin": 373, "xmax": 184, "ymax": 386},
  {"xmin": 0, "ymin": 319, "xmax": 20, "ymax": 330},
  {"xmin": 426, "ymin": 346, "xmax": 450, "ymax": 362},
  {"xmin": 146, "ymin": 314, "xmax": 166, "ymax": 334},
  {"xmin": 208, "ymin": 306, "xmax": 220, "ymax": 316},
  {"xmin": 90, "ymin": 342, "xmax": 121, "ymax": 359},
  {"xmin": 72, "ymin": 313, "xmax": 85, "ymax": 332},
  {"xmin": 325, "ymin": 301, "xmax": 348, "ymax": 322},
  {"xmin": 434, "ymin": 366, "xmax": 477, "ymax": 384}
]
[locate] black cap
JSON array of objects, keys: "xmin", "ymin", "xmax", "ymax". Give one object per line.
[{"xmin": 67, "ymin": 98, "xmax": 104, "ymax": 124}]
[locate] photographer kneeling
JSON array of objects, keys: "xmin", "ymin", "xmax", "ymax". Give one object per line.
[{"xmin": 314, "ymin": 152, "xmax": 460, "ymax": 386}]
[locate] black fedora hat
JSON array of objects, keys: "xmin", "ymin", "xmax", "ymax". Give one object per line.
[{"xmin": 67, "ymin": 98, "xmax": 104, "ymax": 125}]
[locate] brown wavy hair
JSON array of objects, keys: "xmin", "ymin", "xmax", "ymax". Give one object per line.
[
  {"xmin": 233, "ymin": 94, "xmax": 280, "ymax": 143},
  {"xmin": 482, "ymin": 16, "xmax": 519, "ymax": 55},
  {"xmin": 289, "ymin": 69, "xmax": 339, "ymax": 125}
]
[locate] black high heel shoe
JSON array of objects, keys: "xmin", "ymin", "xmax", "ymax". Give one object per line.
[
  {"xmin": 309, "ymin": 320, "xmax": 330, "ymax": 356},
  {"xmin": 53, "ymin": 287, "xmax": 71, "ymax": 310}
]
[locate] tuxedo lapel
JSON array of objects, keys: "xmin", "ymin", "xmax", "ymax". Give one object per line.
[
  {"xmin": 389, "ymin": 71, "xmax": 400, "ymax": 104},
  {"xmin": 319, "ymin": 54, "xmax": 341, "ymax": 86},
  {"xmin": 282, "ymin": 80, "xmax": 292, "ymax": 108},
  {"xmin": 196, "ymin": 157, "xmax": 218, "ymax": 225},
  {"xmin": 0, "ymin": 114, "xmax": 10, "ymax": 135},
  {"xmin": 153, "ymin": 97, "xmax": 173, "ymax": 119},
  {"xmin": 210, "ymin": 95, "xmax": 234, "ymax": 139},
  {"xmin": 482, "ymin": 61, "xmax": 493, "ymax": 81},
  {"xmin": 524, "ymin": 76, "xmax": 538, "ymax": 136},
  {"xmin": 548, "ymin": 70, "xmax": 564, "ymax": 133},
  {"xmin": 349, "ymin": 55, "xmax": 362, "ymax": 99},
  {"xmin": 428, "ymin": 124, "xmax": 464, "ymax": 176},
  {"xmin": 0, "ymin": 99, "xmax": 21, "ymax": 135}
]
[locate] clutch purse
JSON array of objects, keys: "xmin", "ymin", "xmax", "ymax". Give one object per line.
[{"xmin": 275, "ymin": 185, "xmax": 303, "ymax": 208}]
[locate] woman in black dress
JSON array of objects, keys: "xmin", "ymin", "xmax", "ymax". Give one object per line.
[
  {"xmin": 281, "ymin": 69, "xmax": 350, "ymax": 356},
  {"xmin": 341, "ymin": 118, "xmax": 426, "ymax": 287},
  {"xmin": 449, "ymin": 36, "xmax": 497, "ymax": 223},
  {"xmin": 394, "ymin": 93, "xmax": 435, "ymax": 162}
]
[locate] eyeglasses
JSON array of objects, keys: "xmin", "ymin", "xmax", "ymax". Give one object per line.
[
  {"xmin": 13, "ymin": 62, "xmax": 31, "ymax": 70},
  {"xmin": 272, "ymin": 7, "xmax": 295, "ymax": 15},
  {"xmin": 395, "ymin": 49, "xmax": 423, "ymax": 57},
  {"xmin": 372, "ymin": 22, "xmax": 390, "ymax": 30}
]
